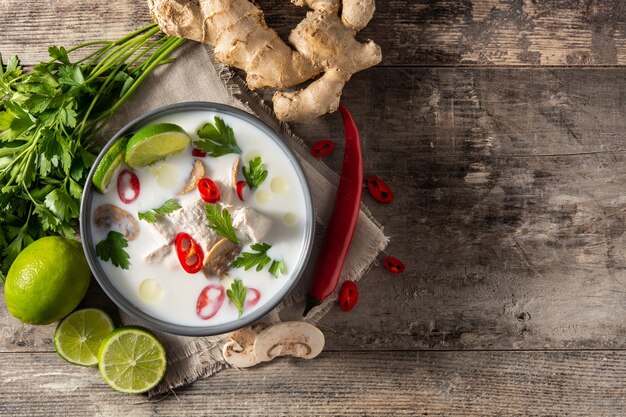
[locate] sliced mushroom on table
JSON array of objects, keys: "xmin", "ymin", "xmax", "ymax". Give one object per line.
[
  {"xmin": 93, "ymin": 204, "xmax": 140, "ymax": 241},
  {"xmin": 222, "ymin": 322, "xmax": 325, "ymax": 368},
  {"xmin": 221, "ymin": 324, "xmax": 267, "ymax": 368}
]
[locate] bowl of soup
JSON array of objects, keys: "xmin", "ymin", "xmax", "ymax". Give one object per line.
[{"xmin": 80, "ymin": 102, "xmax": 315, "ymax": 336}]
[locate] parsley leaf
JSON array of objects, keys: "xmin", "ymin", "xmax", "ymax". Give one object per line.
[
  {"xmin": 230, "ymin": 242, "xmax": 286, "ymax": 277},
  {"xmin": 95, "ymin": 231, "xmax": 130, "ymax": 269},
  {"xmin": 269, "ymin": 260, "xmax": 286, "ymax": 278},
  {"xmin": 138, "ymin": 198, "xmax": 181, "ymax": 223},
  {"xmin": 242, "ymin": 157, "xmax": 268, "ymax": 189},
  {"xmin": 44, "ymin": 186, "xmax": 79, "ymax": 222},
  {"xmin": 205, "ymin": 204, "xmax": 240, "ymax": 244},
  {"xmin": 226, "ymin": 278, "xmax": 247, "ymax": 318},
  {"xmin": 0, "ymin": 26, "xmax": 183, "ymax": 275},
  {"xmin": 195, "ymin": 116, "xmax": 242, "ymax": 157},
  {"xmin": 230, "ymin": 242, "xmax": 271, "ymax": 271}
]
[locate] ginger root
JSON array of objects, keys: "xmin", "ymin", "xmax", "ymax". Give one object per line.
[{"xmin": 148, "ymin": 0, "xmax": 381, "ymax": 121}]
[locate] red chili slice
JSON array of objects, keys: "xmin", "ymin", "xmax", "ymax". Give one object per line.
[
  {"xmin": 366, "ymin": 175, "xmax": 394, "ymax": 204},
  {"xmin": 117, "ymin": 169, "xmax": 140, "ymax": 204},
  {"xmin": 245, "ymin": 288, "xmax": 261, "ymax": 307},
  {"xmin": 198, "ymin": 178, "xmax": 220, "ymax": 203},
  {"xmin": 196, "ymin": 284, "xmax": 226, "ymax": 320},
  {"xmin": 310, "ymin": 139, "xmax": 335, "ymax": 158},
  {"xmin": 338, "ymin": 280, "xmax": 358, "ymax": 312},
  {"xmin": 236, "ymin": 180, "xmax": 246, "ymax": 201},
  {"xmin": 175, "ymin": 232, "xmax": 204, "ymax": 274},
  {"xmin": 192, "ymin": 148, "xmax": 206, "ymax": 157},
  {"xmin": 383, "ymin": 256, "xmax": 405, "ymax": 274}
]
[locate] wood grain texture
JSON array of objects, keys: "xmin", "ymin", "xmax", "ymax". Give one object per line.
[
  {"xmin": 287, "ymin": 67, "xmax": 626, "ymax": 350},
  {"xmin": 3, "ymin": 0, "xmax": 626, "ymax": 66},
  {"xmin": 2, "ymin": 351, "xmax": 626, "ymax": 416},
  {"xmin": 2, "ymin": 0, "xmax": 626, "ymax": 415},
  {"xmin": 2, "ymin": 66, "xmax": 625, "ymax": 353}
]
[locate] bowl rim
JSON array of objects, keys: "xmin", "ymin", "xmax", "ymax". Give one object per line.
[{"xmin": 80, "ymin": 101, "xmax": 315, "ymax": 336}]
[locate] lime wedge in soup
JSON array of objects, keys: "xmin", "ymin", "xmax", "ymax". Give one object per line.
[
  {"xmin": 125, "ymin": 123, "xmax": 191, "ymax": 168},
  {"xmin": 98, "ymin": 326, "xmax": 167, "ymax": 394},
  {"xmin": 92, "ymin": 137, "xmax": 128, "ymax": 193},
  {"xmin": 54, "ymin": 308, "xmax": 116, "ymax": 366}
]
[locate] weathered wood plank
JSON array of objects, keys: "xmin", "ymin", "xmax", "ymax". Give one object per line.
[
  {"xmin": 2, "ymin": 66, "xmax": 626, "ymax": 353},
  {"xmin": 3, "ymin": 0, "xmax": 626, "ymax": 66},
  {"xmin": 289, "ymin": 67, "xmax": 626, "ymax": 350},
  {"xmin": 2, "ymin": 351, "xmax": 626, "ymax": 416}
]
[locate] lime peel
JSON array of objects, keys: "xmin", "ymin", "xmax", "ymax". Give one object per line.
[{"xmin": 125, "ymin": 123, "xmax": 191, "ymax": 168}]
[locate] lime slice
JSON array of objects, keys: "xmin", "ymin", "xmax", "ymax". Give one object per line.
[
  {"xmin": 125, "ymin": 123, "xmax": 191, "ymax": 168},
  {"xmin": 54, "ymin": 308, "xmax": 115, "ymax": 366},
  {"xmin": 92, "ymin": 137, "xmax": 128, "ymax": 193},
  {"xmin": 98, "ymin": 326, "xmax": 167, "ymax": 394}
]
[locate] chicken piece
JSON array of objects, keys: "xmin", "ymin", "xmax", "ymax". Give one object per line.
[
  {"xmin": 144, "ymin": 197, "xmax": 273, "ymax": 272},
  {"xmin": 232, "ymin": 206, "xmax": 273, "ymax": 243}
]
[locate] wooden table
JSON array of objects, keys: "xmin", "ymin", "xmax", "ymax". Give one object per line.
[{"xmin": 2, "ymin": 1, "xmax": 626, "ymax": 415}]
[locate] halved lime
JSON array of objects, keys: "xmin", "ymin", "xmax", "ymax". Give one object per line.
[
  {"xmin": 54, "ymin": 308, "xmax": 115, "ymax": 366},
  {"xmin": 125, "ymin": 123, "xmax": 191, "ymax": 168},
  {"xmin": 98, "ymin": 326, "xmax": 167, "ymax": 394},
  {"xmin": 92, "ymin": 137, "xmax": 128, "ymax": 193}
]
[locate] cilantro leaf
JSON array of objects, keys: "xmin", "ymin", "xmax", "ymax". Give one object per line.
[
  {"xmin": 95, "ymin": 231, "xmax": 130, "ymax": 269},
  {"xmin": 230, "ymin": 242, "xmax": 271, "ymax": 271},
  {"xmin": 230, "ymin": 242, "xmax": 286, "ymax": 277},
  {"xmin": 205, "ymin": 204, "xmax": 240, "ymax": 244},
  {"xmin": 242, "ymin": 157, "xmax": 268, "ymax": 189},
  {"xmin": 195, "ymin": 116, "xmax": 242, "ymax": 157},
  {"xmin": 269, "ymin": 260, "xmax": 286, "ymax": 278},
  {"xmin": 226, "ymin": 278, "xmax": 247, "ymax": 318},
  {"xmin": 138, "ymin": 198, "xmax": 181, "ymax": 223}
]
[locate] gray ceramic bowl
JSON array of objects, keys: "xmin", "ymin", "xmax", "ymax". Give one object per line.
[{"xmin": 80, "ymin": 102, "xmax": 315, "ymax": 336}]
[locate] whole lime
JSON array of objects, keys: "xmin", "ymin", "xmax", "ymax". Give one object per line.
[{"xmin": 4, "ymin": 236, "xmax": 91, "ymax": 325}]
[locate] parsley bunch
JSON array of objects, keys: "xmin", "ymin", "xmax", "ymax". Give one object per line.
[{"xmin": 0, "ymin": 24, "xmax": 184, "ymax": 280}]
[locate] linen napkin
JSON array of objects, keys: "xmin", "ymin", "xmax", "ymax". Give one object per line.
[{"xmin": 101, "ymin": 41, "xmax": 388, "ymax": 395}]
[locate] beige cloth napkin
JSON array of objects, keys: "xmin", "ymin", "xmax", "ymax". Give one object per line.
[{"xmin": 101, "ymin": 42, "xmax": 388, "ymax": 395}]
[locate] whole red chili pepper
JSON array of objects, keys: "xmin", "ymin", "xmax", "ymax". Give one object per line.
[{"xmin": 303, "ymin": 105, "xmax": 362, "ymax": 316}]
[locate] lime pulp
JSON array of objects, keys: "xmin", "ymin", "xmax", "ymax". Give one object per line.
[
  {"xmin": 54, "ymin": 308, "xmax": 115, "ymax": 366},
  {"xmin": 98, "ymin": 326, "xmax": 167, "ymax": 394}
]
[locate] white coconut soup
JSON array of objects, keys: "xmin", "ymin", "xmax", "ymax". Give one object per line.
[{"xmin": 90, "ymin": 110, "xmax": 308, "ymax": 327}]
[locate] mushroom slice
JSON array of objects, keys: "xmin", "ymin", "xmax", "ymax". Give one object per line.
[
  {"xmin": 93, "ymin": 204, "xmax": 140, "ymax": 241},
  {"xmin": 253, "ymin": 322, "xmax": 325, "ymax": 362},
  {"xmin": 203, "ymin": 238, "xmax": 241, "ymax": 278},
  {"xmin": 231, "ymin": 157, "xmax": 240, "ymax": 188},
  {"xmin": 178, "ymin": 159, "xmax": 205, "ymax": 195},
  {"xmin": 222, "ymin": 324, "xmax": 267, "ymax": 368}
]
